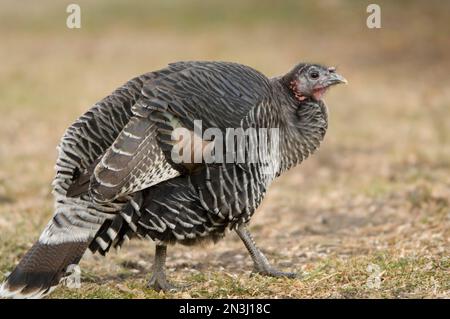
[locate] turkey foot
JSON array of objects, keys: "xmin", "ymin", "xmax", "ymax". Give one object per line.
[
  {"xmin": 147, "ymin": 272, "xmax": 189, "ymax": 292},
  {"xmin": 252, "ymin": 266, "xmax": 297, "ymax": 278},
  {"xmin": 236, "ymin": 224, "xmax": 298, "ymax": 279}
]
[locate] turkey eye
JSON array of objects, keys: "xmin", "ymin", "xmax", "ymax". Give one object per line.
[{"xmin": 310, "ymin": 72, "xmax": 319, "ymax": 79}]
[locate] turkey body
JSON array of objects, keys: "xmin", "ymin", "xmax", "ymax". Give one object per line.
[
  {"xmin": 94, "ymin": 163, "xmax": 269, "ymax": 253},
  {"xmin": 0, "ymin": 61, "xmax": 335, "ymax": 298}
]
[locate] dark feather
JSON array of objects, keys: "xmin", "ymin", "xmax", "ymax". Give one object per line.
[
  {"xmin": 1, "ymin": 241, "xmax": 88, "ymax": 298},
  {"xmin": 66, "ymin": 157, "xmax": 101, "ymax": 197}
]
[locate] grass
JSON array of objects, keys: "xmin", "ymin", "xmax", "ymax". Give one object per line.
[
  {"xmin": 0, "ymin": 1, "xmax": 449, "ymax": 298},
  {"xmin": 23, "ymin": 253, "xmax": 449, "ymax": 299}
]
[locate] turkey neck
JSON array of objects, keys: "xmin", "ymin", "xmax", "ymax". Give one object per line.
[{"xmin": 269, "ymin": 78, "xmax": 329, "ymax": 174}]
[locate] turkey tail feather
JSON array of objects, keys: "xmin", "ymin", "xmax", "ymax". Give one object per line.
[{"xmin": 0, "ymin": 241, "xmax": 88, "ymax": 299}]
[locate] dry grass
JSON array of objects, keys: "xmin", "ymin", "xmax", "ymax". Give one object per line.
[{"xmin": 0, "ymin": 0, "xmax": 449, "ymax": 298}]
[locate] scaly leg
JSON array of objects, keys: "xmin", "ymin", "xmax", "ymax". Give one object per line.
[
  {"xmin": 147, "ymin": 244, "xmax": 189, "ymax": 292},
  {"xmin": 236, "ymin": 224, "xmax": 297, "ymax": 278}
]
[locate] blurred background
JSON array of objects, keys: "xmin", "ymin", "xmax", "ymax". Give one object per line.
[{"xmin": 0, "ymin": 0, "xmax": 449, "ymax": 298}]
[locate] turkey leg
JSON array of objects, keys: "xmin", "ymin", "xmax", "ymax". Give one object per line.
[
  {"xmin": 236, "ymin": 224, "xmax": 297, "ymax": 278},
  {"xmin": 147, "ymin": 244, "xmax": 189, "ymax": 291}
]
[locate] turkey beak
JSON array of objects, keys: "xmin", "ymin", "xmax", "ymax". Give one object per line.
[{"xmin": 326, "ymin": 72, "xmax": 348, "ymax": 86}]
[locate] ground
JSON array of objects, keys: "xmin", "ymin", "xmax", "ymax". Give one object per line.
[{"xmin": 0, "ymin": 0, "xmax": 449, "ymax": 298}]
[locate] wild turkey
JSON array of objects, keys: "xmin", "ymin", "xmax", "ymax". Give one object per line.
[{"xmin": 0, "ymin": 61, "xmax": 346, "ymax": 297}]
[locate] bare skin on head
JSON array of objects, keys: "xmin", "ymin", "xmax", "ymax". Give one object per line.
[{"xmin": 288, "ymin": 65, "xmax": 347, "ymax": 102}]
